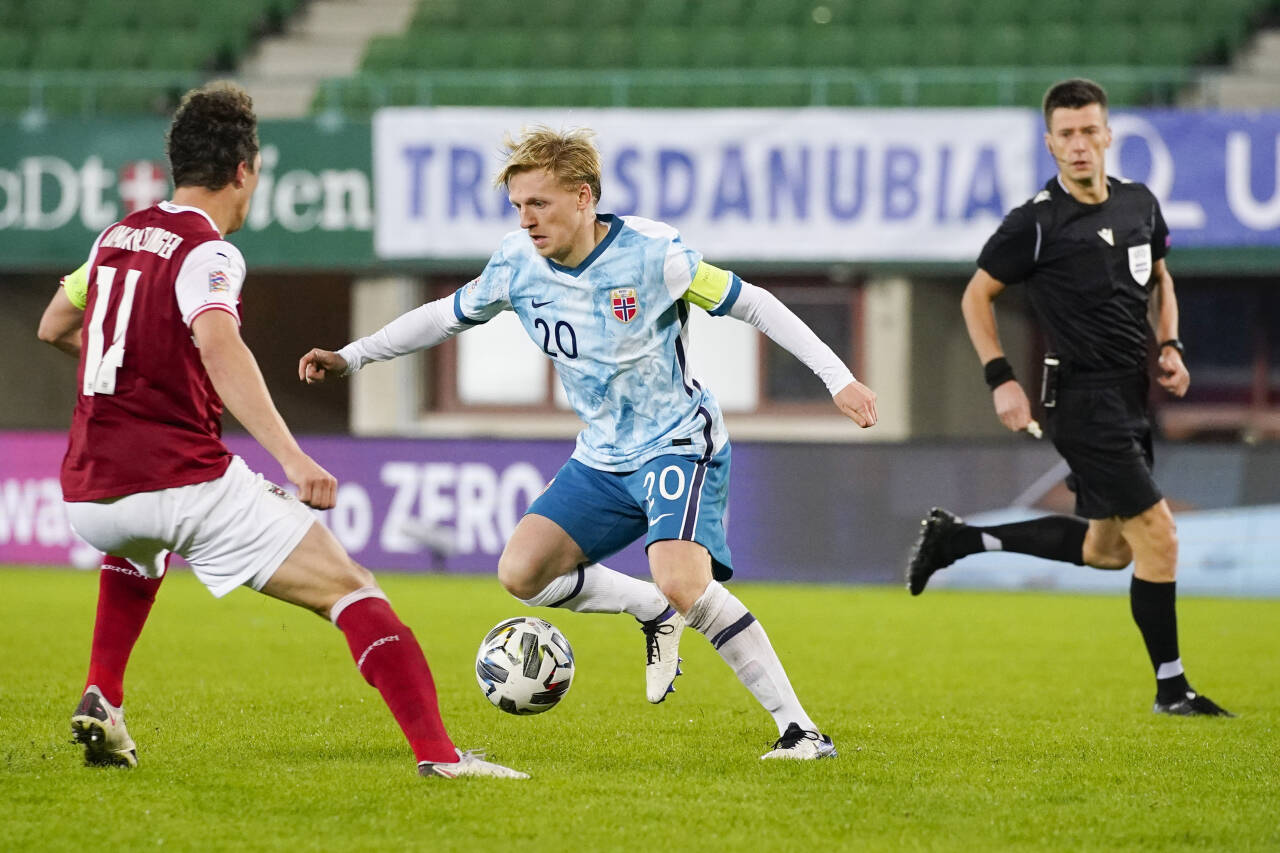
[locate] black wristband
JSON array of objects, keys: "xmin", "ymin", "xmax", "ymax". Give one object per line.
[
  {"xmin": 1159, "ymin": 339, "xmax": 1185, "ymax": 357},
  {"xmin": 983, "ymin": 356, "xmax": 1016, "ymax": 390}
]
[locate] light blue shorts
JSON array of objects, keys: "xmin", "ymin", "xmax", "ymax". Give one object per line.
[{"xmin": 526, "ymin": 445, "xmax": 733, "ymax": 581}]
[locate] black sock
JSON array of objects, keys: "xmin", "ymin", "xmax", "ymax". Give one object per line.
[
  {"xmin": 961, "ymin": 515, "xmax": 1088, "ymax": 565},
  {"xmin": 1130, "ymin": 577, "xmax": 1190, "ymax": 702}
]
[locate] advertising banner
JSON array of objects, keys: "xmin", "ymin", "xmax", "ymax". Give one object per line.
[
  {"xmin": 5, "ymin": 431, "xmax": 1279, "ymax": 597},
  {"xmin": 373, "ymin": 107, "xmax": 1036, "ymax": 262},
  {"xmin": 0, "ymin": 119, "xmax": 374, "ymax": 269},
  {"xmin": 1037, "ymin": 110, "xmax": 1280, "ymax": 248}
]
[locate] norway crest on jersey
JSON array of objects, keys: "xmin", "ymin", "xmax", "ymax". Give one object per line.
[{"xmin": 610, "ymin": 287, "xmax": 638, "ymax": 323}]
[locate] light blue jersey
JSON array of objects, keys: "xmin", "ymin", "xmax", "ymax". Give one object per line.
[{"xmin": 454, "ymin": 214, "xmax": 743, "ymax": 472}]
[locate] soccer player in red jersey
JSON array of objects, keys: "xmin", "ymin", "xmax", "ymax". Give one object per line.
[
  {"xmin": 41, "ymin": 262, "xmax": 173, "ymax": 768},
  {"xmin": 54, "ymin": 82, "xmax": 525, "ymax": 779}
]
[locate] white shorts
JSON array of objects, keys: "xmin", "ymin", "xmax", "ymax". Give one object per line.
[{"xmin": 65, "ymin": 456, "xmax": 315, "ymax": 598}]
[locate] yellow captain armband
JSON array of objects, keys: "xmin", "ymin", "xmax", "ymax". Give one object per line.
[
  {"xmin": 683, "ymin": 262, "xmax": 736, "ymax": 314},
  {"xmin": 61, "ymin": 261, "xmax": 91, "ymax": 310}
]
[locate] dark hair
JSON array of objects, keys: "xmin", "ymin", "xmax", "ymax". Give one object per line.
[
  {"xmin": 165, "ymin": 81, "xmax": 259, "ymax": 190},
  {"xmin": 1042, "ymin": 78, "xmax": 1108, "ymax": 129}
]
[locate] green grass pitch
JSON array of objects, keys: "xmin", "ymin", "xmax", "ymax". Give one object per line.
[{"xmin": 2, "ymin": 566, "xmax": 1277, "ymax": 852}]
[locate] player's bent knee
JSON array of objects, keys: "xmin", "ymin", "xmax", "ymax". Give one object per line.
[
  {"xmin": 1084, "ymin": 544, "xmax": 1132, "ymax": 570},
  {"xmin": 654, "ymin": 573, "xmax": 707, "ymax": 615},
  {"xmin": 496, "ymin": 551, "xmax": 543, "ymax": 601}
]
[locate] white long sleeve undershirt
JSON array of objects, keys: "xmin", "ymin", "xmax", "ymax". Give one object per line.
[
  {"xmin": 336, "ymin": 282, "xmax": 856, "ymax": 398},
  {"xmin": 725, "ymin": 280, "xmax": 856, "ymax": 396},
  {"xmin": 336, "ymin": 296, "xmax": 461, "ymax": 375}
]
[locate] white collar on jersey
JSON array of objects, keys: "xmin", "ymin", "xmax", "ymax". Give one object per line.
[{"xmin": 158, "ymin": 200, "xmax": 221, "ymax": 235}]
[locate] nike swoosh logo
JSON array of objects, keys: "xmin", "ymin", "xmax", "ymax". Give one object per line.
[
  {"xmin": 532, "ymin": 299, "xmax": 554, "ymax": 308},
  {"xmin": 647, "ymin": 513, "xmax": 673, "ymax": 528}
]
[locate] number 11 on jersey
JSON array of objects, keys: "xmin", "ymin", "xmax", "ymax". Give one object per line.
[{"xmin": 83, "ymin": 265, "xmax": 140, "ymax": 396}]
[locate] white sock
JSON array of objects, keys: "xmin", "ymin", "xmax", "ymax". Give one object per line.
[
  {"xmin": 517, "ymin": 563, "xmax": 668, "ymax": 622},
  {"xmin": 685, "ymin": 580, "xmax": 816, "ymax": 735}
]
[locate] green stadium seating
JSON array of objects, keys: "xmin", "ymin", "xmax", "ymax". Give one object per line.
[
  {"xmin": 523, "ymin": 31, "xmax": 580, "ymax": 69},
  {"xmin": 467, "ymin": 30, "xmax": 532, "ymax": 70},
  {"xmin": 638, "ymin": 0, "xmax": 691, "ymax": 27},
  {"xmin": 854, "ymin": 0, "xmax": 911, "ymax": 27},
  {"xmin": 87, "ymin": 31, "xmax": 150, "ymax": 71},
  {"xmin": 28, "ymin": 30, "xmax": 90, "ymax": 70},
  {"xmin": 742, "ymin": 27, "xmax": 801, "ymax": 67},
  {"xmin": 0, "ymin": 32, "xmax": 28, "ymax": 68},
  {"xmin": 745, "ymin": 0, "xmax": 807, "ymax": 27},
  {"xmin": 578, "ymin": 27, "xmax": 637, "ymax": 69},
  {"xmin": 915, "ymin": 27, "xmax": 969, "ymax": 67},
  {"xmin": 688, "ymin": 27, "xmax": 743, "ymax": 69},
  {"xmin": 633, "ymin": 27, "xmax": 694, "ymax": 68},
  {"xmin": 689, "ymin": 0, "xmax": 748, "ymax": 27},
  {"xmin": 1028, "ymin": 23, "xmax": 1083, "ymax": 66},
  {"xmin": 798, "ymin": 27, "xmax": 860, "ymax": 67},
  {"xmin": 853, "ymin": 26, "xmax": 915, "ymax": 69},
  {"xmin": 1079, "ymin": 24, "xmax": 1140, "ymax": 67}
]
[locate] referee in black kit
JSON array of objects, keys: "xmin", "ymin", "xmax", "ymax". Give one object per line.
[{"xmin": 907, "ymin": 79, "xmax": 1231, "ymax": 717}]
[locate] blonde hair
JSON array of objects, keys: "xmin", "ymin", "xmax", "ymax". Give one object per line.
[{"xmin": 494, "ymin": 126, "xmax": 602, "ymax": 204}]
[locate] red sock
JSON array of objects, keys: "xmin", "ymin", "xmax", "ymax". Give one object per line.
[
  {"xmin": 85, "ymin": 555, "xmax": 165, "ymax": 707},
  {"xmin": 335, "ymin": 597, "xmax": 456, "ymax": 764}
]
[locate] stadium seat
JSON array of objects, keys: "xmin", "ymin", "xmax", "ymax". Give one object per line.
[
  {"xmin": 688, "ymin": 27, "xmax": 744, "ymax": 69},
  {"xmin": 459, "ymin": 0, "xmax": 523, "ymax": 28},
  {"xmin": 743, "ymin": 27, "xmax": 801, "ymax": 67},
  {"xmin": 634, "ymin": 27, "xmax": 695, "ymax": 68},
  {"xmin": 28, "ymin": 30, "xmax": 91, "ymax": 70},
  {"xmin": 981, "ymin": 25, "xmax": 1029, "ymax": 66},
  {"xmin": 969, "ymin": 0, "xmax": 1025, "ymax": 27},
  {"xmin": 910, "ymin": 0, "xmax": 971, "ymax": 27},
  {"xmin": 1027, "ymin": 23, "xmax": 1083, "ymax": 66},
  {"xmin": 745, "ymin": 0, "xmax": 807, "ymax": 27},
  {"xmin": 688, "ymin": 0, "xmax": 748, "ymax": 27},
  {"xmin": 798, "ymin": 26, "xmax": 860, "ymax": 67},
  {"xmin": 86, "ymin": 31, "xmax": 149, "ymax": 70},
  {"xmin": 144, "ymin": 33, "xmax": 216, "ymax": 71},
  {"xmin": 914, "ymin": 27, "xmax": 969, "ymax": 67},
  {"xmin": 0, "ymin": 32, "xmax": 28, "ymax": 68},
  {"xmin": 363, "ymin": 35, "xmax": 414, "ymax": 71},
  {"xmin": 467, "ymin": 30, "xmax": 532, "ymax": 69},
  {"xmin": 853, "ymin": 26, "xmax": 914, "ymax": 69},
  {"xmin": 854, "ymin": 0, "xmax": 911, "ymax": 27},
  {"xmin": 524, "ymin": 31, "xmax": 580, "ymax": 69},
  {"xmin": 586, "ymin": 0, "xmax": 634, "ymax": 28},
  {"xmin": 405, "ymin": 33, "xmax": 472, "ymax": 69},
  {"xmin": 1079, "ymin": 24, "xmax": 1140, "ymax": 67},
  {"xmin": 1135, "ymin": 23, "xmax": 1201, "ymax": 66},
  {"xmin": 578, "ymin": 27, "xmax": 638, "ymax": 69},
  {"xmin": 638, "ymin": 0, "xmax": 692, "ymax": 27}
]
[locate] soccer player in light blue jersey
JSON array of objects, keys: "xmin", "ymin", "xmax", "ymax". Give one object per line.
[{"xmin": 300, "ymin": 127, "xmax": 878, "ymax": 759}]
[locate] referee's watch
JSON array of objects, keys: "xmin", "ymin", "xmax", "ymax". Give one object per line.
[{"xmin": 1159, "ymin": 338, "xmax": 1186, "ymax": 357}]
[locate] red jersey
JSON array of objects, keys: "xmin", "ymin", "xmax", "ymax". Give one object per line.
[{"xmin": 61, "ymin": 202, "xmax": 247, "ymax": 501}]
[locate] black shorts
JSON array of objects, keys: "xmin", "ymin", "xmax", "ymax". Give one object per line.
[{"xmin": 1046, "ymin": 371, "xmax": 1162, "ymax": 520}]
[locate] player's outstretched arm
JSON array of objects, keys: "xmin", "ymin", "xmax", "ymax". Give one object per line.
[
  {"xmin": 722, "ymin": 280, "xmax": 876, "ymax": 428},
  {"xmin": 961, "ymin": 268, "xmax": 1032, "ymax": 432},
  {"xmin": 192, "ymin": 309, "xmax": 336, "ymax": 509},
  {"xmin": 37, "ymin": 287, "xmax": 85, "ymax": 357},
  {"xmin": 299, "ymin": 296, "xmax": 469, "ymax": 384}
]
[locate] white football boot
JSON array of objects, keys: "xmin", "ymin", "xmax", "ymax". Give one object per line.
[
  {"xmin": 760, "ymin": 723, "xmax": 838, "ymax": 760},
  {"xmin": 640, "ymin": 607, "xmax": 684, "ymax": 703},
  {"xmin": 418, "ymin": 749, "xmax": 529, "ymax": 779},
  {"xmin": 71, "ymin": 685, "xmax": 138, "ymax": 768}
]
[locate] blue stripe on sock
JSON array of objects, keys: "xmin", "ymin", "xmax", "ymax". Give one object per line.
[
  {"xmin": 710, "ymin": 612, "xmax": 756, "ymax": 649},
  {"xmin": 547, "ymin": 566, "xmax": 586, "ymax": 609}
]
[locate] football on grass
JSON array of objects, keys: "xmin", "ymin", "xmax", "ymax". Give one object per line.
[{"xmin": 475, "ymin": 617, "xmax": 575, "ymax": 715}]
